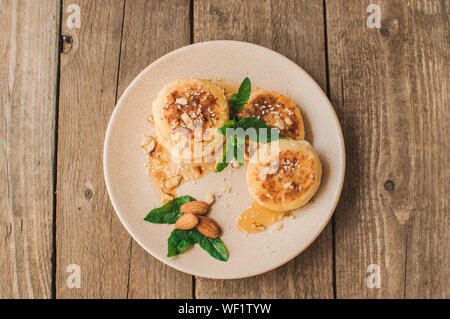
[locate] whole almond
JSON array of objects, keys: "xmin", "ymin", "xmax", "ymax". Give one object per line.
[
  {"xmin": 196, "ymin": 216, "xmax": 220, "ymax": 238},
  {"xmin": 175, "ymin": 213, "xmax": 199, "ymax": 230},
  {"xmin": 180, "ymin": 201, "xmax": 209, "ymax": 215}
]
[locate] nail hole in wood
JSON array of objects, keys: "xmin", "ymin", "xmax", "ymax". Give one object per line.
[
  {"xmin": 83, "ymin": 188, "xmax": 93, "ymax": 200},
  {"xmin": 61, "ymin": 35, "xmax": 73, "ymax": 54},
  {"xmin": 380, "ymin": 28, "xmax": 389, "ymax": 37},
  {"xmin": 384, "ymin": 180, "xmax": 395, "ymax": 192}
]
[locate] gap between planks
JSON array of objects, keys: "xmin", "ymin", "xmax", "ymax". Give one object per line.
[{"xmin": 51, "ymin": 0, "xmax": 64, "ymax": 300}]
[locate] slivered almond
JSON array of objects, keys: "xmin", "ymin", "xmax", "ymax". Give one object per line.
[
  {"xmin": 141, "ymin": 136, "xmax": 155, "ymax": 154},
  {"xmin": 273, "ymin": 223, "xmax": 283, "ymax": 231},
  {"xmin": 165, "ymin": 175, "xmax": 182, "ymax": 189},
  {"xmin": 274, "ymin": 120, "xmax": 285, "ymax": 130},
  {"xmin": 140, "ymin": 135, "xmax": 152, "ymax": 147},
  {"xmin": 284, "ymin": 117, "xmax": 292, "ymax": 126},
  {"xmin": 181, "ymin": 113, "xmax": 194, "ymax": 130},
  {"xmin": 231, "ymin": 158, "xmax": 240, "ymax": 168},
  {"xmin": 205, "ymin": 193, "xmax": 215, "ymax": 205},
  {"xmin": 221, "ymin": 186, "xmax": 231, "ymax": 193},
  {"xmin": 166, "ymin": 94, "xmax": 175, "ymax": 103},
  {"xmin": 162, "ymin": 193, "xmax": 174, "ymax": 202},
  {"xmin": 263, "ymin": 164, "xmax": 278, "ymax": 175},
  {"xmin": 176, "ymin": 97, "xmax": 188, "ymax": 105},
  {"xmin": 145, "ymin": 139, "xmax": 155, "ymax": 153},
  {"xmin": 283, "ymin": 181, "xmax": 292, "ymax": 189},
  {"xmin": 175, "ymin": 213, "xmax": 199, "ymax": 230},
  {"xmin": 180, "ymin": 201, "xmax": 209, "ymax": 215},
  {"xmin": 192, "ymin": 166, "xmax": 203, "ymax": 179},
  {"xmin": 196, "ymin": 216, "xmax": 220, "ymax": 238}
]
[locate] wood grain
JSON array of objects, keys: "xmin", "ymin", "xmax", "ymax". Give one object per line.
[
  {"xmin": 56, "ymin": 0, "xmax": 130, "ymax": 298},
  {"xmin": 118, "ymin": 0, "xmax": 192, "ymax": 298},
  {"xmin": 326, "ymin": 0, "xmax": 449, "ymax": 298},
  {"xmin": 1, "ymin": 0, "xmax": 446, "ymax": 300},
  {"xmin": 0, "ymin": 0, "xmax": 59, "ymax": 298},
  {"xmin": 194, "ymin": 0, "xmax": 333, "ymax": 298}
]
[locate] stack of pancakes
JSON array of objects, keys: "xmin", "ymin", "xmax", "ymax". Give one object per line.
[{"xmin": 152, "ymin": 79, "xmax": 322, "ymax": 212}]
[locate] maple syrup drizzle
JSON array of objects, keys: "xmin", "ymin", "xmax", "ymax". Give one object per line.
[{"xmin": 238, "ymin": 201, "xmax": 292, "ymax": 233}]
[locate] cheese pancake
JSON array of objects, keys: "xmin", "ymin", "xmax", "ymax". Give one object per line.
[
  {"xmin": 238, "ymin": 89, "xmax": 305, "ymax": 140},
  {"xmin": 246, "ymin": 139, "xmax": 321, "ymax": 211},
  {"xmin": 152, "ymin": 78, "xmax": 229, "ymax": 162}
]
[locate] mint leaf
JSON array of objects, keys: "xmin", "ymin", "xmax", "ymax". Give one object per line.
[
  {"xmin": 146, "ymin": 196, "xmax": 229, "ymax": 262},
  {"xmin": 167, "ymin": 229, "xmax": 196, "ymax": 257},
  {"xmin": 237, "ymin": 117, "xmax": 287, "ymax": 142},
  {"xmin": 218, "ymin": 119, "xmax": 236, "ymax": 136},
  {"xmin": 215, "ymin": 77, "xmax": 288, "ymax": 172},
  {"xmin": 167, "ymin": 229, "xmax": 228, "ymax": 262},
  {"xmin": 190, "ymin": 229, "xmax": 228, "ymax": 262},
  {"xmin": 215, "ymin": 156, "xmax": 229, "ymax": 173},
  {"xmin": 236, "ymin": 77, "xmax": 251, "ymax": 102},
  {"xmin": 144, "ymin": 195, "xmax": 196, "ymax": 224},
  {"xmin": 215, "ymin": 135, "xmax": 234, "ymax": 172},
  {"xmin": 234, "ymin": 135, "xmax": 245, "ymax": 165},
  {"xmin": 230, "ymin": 77, "xmax": 251, "ymax": 114},
  {"xmin": 216, "ymin": 116, "xmax": 287, "ymax": 172},
  {"xmin": 237, "ymin": 116, "xmax": 274, "ymax": 130}
]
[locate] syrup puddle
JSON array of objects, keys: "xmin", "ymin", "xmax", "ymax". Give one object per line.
[
  {"xmin": 238, "ymin": 201, "xmax": 292, "ymax": 233},
  {"xmin": 145, "ymin": 138, "xmax": 215, "ymax": 202}
]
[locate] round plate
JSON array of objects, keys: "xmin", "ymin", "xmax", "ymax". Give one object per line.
[{"xmin": 104, "ymin": 41, "xmax": 345, "ymax": 279}]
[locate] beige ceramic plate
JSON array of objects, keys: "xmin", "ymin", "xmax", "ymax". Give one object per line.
[{"xmin": 104, "ymin": 41, "xmax": 345, "ymax": 279}]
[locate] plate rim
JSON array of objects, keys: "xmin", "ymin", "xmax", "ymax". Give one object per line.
[{"xmin": 103, "ymin": 40, "xmax": 346, "ymax": 279}]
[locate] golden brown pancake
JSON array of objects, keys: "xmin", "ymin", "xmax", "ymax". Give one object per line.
[
  {"xmin": 238, "ymin": 89, "xmax": 305, "ymax": 140},
  {"xmin": 246, "ymin": 139, "xmax": 322, "ymax": 211},
  {"xmin": 152, "ymin": 78, "xmax": 229, "ymax": 162}
]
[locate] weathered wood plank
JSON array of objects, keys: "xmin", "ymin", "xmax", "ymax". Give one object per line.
[
  {"xmin": 400, "ymin": 0, "xmax": 449, "ymax": 299},
  {"xmin": 0, "ymin": 0, "xmax": 59, "ymax": 299},
  {"xmin": 194, "ymin": 0, "xmax": 333, "ymax": 298},
  {"xmin": 56, "ymin": 0, "xmax": 129, "ymax": 298},
  {"xmin": 327, "ymin": 0, "xmax": 449, "ymax": 298},
  {"xmin": 118, "ymin": 0, "xmax": 192, "ymax": 298}
]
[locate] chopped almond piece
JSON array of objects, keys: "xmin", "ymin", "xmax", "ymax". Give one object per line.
[
  {"xmin": 205, "ymin": 193, "xmax": 215, "ymax": 204},
  {"xmin": 165, "ymin": 175, "xmax": 182, "ymax": 189}
]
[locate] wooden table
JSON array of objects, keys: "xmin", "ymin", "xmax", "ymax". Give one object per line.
[{"xmin": 1, "ymin": 0, "xmax": 448, "ymax": 299}]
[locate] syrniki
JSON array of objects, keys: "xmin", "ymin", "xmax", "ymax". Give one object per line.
[
  {"xmin": 246, "ymin": 139, "xmax": 322, "ymax": 211},
  {"xmin": 152, "ymin": 78, "xmax": 229, "ymax": 162}
]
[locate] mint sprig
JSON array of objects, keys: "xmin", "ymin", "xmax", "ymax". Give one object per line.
[
  {"xmin": 144, "ymin": 196, "xmax": 196, "ymax": 224},
  {"xmin": 215, "ymin": 130, "xmax": 244, "ymax": 172},
  {"xmin": 167, "ymin": 228, "xmax": 196, "ymax": 257},
  {"xmin": 237, "ymin": 117, "xmax": 288, "ymax": 143},
  {"xmin": 168, "ymin": 228, "xmax": 228, "ymax": 261},
  {"xmin": 215, "ymin": 77, "xmax": 287, "ymax": 172},
  {"xmin": 230, "ymin": 77, "xmax": 251, "ymax": 114},
  {"xmin": 215, "ymin": 117, "xmax": 286, "ymax": 172},
  {"xmin": 145, "ymin": 196, "xmax": 229, "ymax": 262}
]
